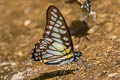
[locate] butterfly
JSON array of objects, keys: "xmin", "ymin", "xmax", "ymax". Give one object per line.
[
  {"xmin": 64, "ymin": 0, "xmax": 91, "ymax": 13},
  {"xmin": 77, "ymin": 0, "xmax": 91, "ymax": 13},
  {"xmin": 31, "ymin": 5, "xmax": 82, "ymax": 65}
]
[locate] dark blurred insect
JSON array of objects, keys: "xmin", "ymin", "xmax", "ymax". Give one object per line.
[
  {"xmin": 32, "ymin": 5, "xmax": 84, "ymax": 66},
  {"xmin": 77, "ymin": 0, "xmax": 91, "ymax": 13},
  {"xmin": 65, "ymin": 0, "xmax": 91, "ymax": 13},
  {"xmin": 65, "ymin": 0, "xmax": 98, "ymax": 34}
]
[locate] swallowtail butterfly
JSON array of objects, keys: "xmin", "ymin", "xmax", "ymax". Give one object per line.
[{"xmin": 31, "ymin": 5, "xmax": 82, "ymax": 65}]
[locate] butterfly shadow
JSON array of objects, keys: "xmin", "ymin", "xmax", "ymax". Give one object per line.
[
  {"xmin": 69, "ymin": 20, "xmax": 90, "ymax": 38},
  {"xmin": 31, "ymin": 68, "xmax": 78, "ymax": 80}
]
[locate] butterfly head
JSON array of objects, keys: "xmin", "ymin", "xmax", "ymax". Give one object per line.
[{"xmin": 73, "ymin": 51, "xmax": 82, "ymax": 62}]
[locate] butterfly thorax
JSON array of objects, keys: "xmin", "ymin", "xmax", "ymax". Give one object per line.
[{"xmin": 73, "ymin": 51, "xmax": 82, "ymax": 62}]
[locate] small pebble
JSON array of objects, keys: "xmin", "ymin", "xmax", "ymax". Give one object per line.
[
  {"xmin": 14, "ymin": 51, "xmax": 23, "ymax": 57},
  {"xmin": 24, "ymin": 20, "xmax": 31, "ymax": 26},
  {"xmin": 108, "ymin": 34, "xmax": 117, "ymax": 40},
  {"xmin": 108, "ymin": 73, "xmax": 118, "ymax": 78},
  {"xmin": 104, "ymin": 22, "xmax": 114, "ymax": 32},
  {"xmin": 4, "ymin": 66, "xmax": 8, "ymax": 70}
]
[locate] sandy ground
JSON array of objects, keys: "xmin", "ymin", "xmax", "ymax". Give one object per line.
[{"xmin": 0, "ymin": 0, "xmax": 120, "ymax": 80}]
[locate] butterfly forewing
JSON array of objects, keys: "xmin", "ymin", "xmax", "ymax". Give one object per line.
[
  {"xmin": 32, "ymin": 5, "xmax": 75, "ymax": 65},
  {"xmin": 43, "ymin": 6, "xmax": 73, "ymax": 49}
]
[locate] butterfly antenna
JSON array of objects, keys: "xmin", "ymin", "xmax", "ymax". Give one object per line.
[{"xmin": 79, "ymin": 57, "xmax": 86, "ymax": 69}]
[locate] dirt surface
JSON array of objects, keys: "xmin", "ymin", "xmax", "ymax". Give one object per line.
[{"xmin": 0, "ymin": 0, "xmax": 120, "ymax": 80}]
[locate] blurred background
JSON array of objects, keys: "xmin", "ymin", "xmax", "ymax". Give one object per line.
[{"xmin": 0, "ymin": 0, "xmax": 120, "ymax": 80}]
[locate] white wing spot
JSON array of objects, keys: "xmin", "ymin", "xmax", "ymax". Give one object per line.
[
  {"xmin": 42, "ymin": 40, "xmax": 47, "ymax": 44},
  {"xmin": 59, "ymin": 16, "xmax": 63, "ymax": 20},
  {"xmin": 53, "ymin": 9, "xmax": 57, "ymax": 13},
  {"xmin": 63, "ymin": 37, "xmax": 69, "ymax": 41},
  {"xmin": 42, "ymin": 52, "xmax": 47, "ymax": 55},
  {"xmin": 46, "ymin": 31, "xmax": 50, "ymax": 35},
  {"xmin": 48, "ymin": 25, "xmax": 53, "ymax": 30},
  {"xmin": 52, "ymin": 38, "xmax": 63, "ymax": 44},
  {"xmin": 61, "ymin": 26, "xmax": 65, "ymax": 29},
  {"xmin": 50, "ymin": 21, "xmax": 55, "ymax": 25},
  {"xmin": 45, "ymin": 38, "xmax": 53, "ymax": 42},
  {"xmin": 65, "ymin": 42, "xmax": 70, "ymax": 46},
  {"xmin": 53, "ymin": 27, "xmax": 59, "ymax": 32},
  {"xmin": 51, "ymin": 12, "xmax": 58, "ymax": 18},
  {"xmin": 55, "ymin": 24, "xmax": 60, "ymax": 27},
  {"xmin": 51, "ymin": 33, "xmax": 61, "ymax": 38},
  {"xmin": 60, "ymin": 29, "xmax": 67, "ymax": 34},
  {"xmin": 57, "ymin": 20, "xmax": 62, "ymax": 25},
  {"xmin": 49, "ymin": 46, "xmax": 56, "ymax": 50},
  {"xmin": 40, "ymin": 46, "xmax": 46, "ymax": 49},
  {"xmin": 51, "ymin": 16, "xmax": 56, "ymax": 21}
]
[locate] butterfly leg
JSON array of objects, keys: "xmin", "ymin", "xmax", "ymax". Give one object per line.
[
  {"xmin": 72, "ymin": 57, "xmax": 86, "ymax": 80},
  {"xmin": 71, "ymin": 61, "xmax": 81, "ymax": 80},
  {"xmin": 79, "ymin": 57, "xmax": 86, "ymax": 69},
  {"xmin": 72, "ymin": 63, "xmax": 79, "ymax": 80},
  {"xmin": 90, "ymin": 10, "xmax": 97, "ymax": 23},
  {"xmin": 87, "ymin": 10, "xmax": 100, "ymax": 34},
  {"xmin": 59, "ymin": 64, "xmax": 68, "ymax": 79},
  {"xmin": 72, "ymin": 57, "xmax": 86, "ymax": 70}
]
